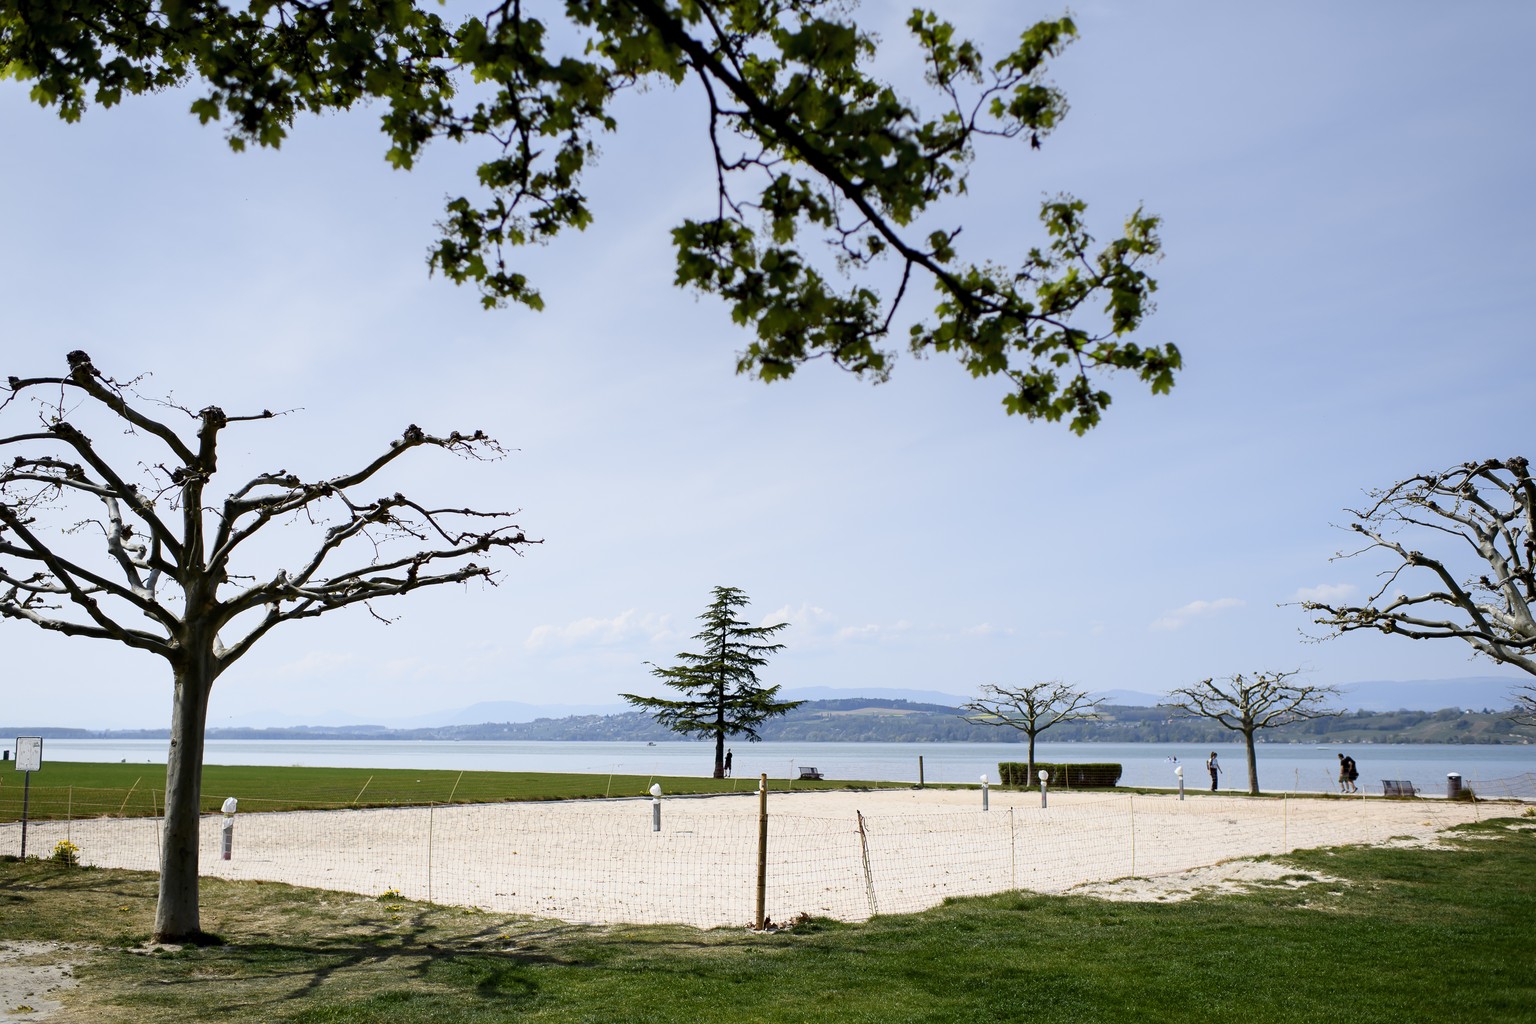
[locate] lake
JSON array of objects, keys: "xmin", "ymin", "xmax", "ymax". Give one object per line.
[{"xmin": 20, "ymin": 738, "xmax": 1536, "ymax": 796}]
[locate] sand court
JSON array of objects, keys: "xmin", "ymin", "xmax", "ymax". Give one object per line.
[{"xmin": 7, "ymin": 788, "xmax": 1497, "ymax": 928}]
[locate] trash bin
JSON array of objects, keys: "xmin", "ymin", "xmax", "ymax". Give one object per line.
[{"xmin": 1447, "ymin": 772, "xmax": 1462, "ymax": 799}]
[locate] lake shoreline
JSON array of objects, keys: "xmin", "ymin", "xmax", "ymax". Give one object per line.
[{"xmin": 23, "ymin": 738, "xmax": 1536, "ymax": 794}]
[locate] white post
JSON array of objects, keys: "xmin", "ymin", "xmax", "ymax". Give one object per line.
[
  {"xmin": 650, "ymin": 783, "xmax": 662, "ymax": 832},
  {"xmin": 1038, "ymin": 769, "xmax": 1049, "ymax": 809},
  {"xmin": 1175, "ymin": 765, "xmax": 1185, "ymax": 801},
  {"xmin": 980, "ymin": 774, "xmax": 989, "ymax": 812},
  {"xmin": 220, "ymin": 797, "xmax": 238, "ymax": 861}
]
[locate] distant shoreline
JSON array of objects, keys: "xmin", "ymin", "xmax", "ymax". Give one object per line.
[{"xmin": 6, "ymin": 706, "xmax": 1535, "ymax": 747}]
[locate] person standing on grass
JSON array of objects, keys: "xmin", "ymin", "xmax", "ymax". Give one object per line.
[
  {"xmin": 724, "ymin": 749, "xmax": 733, "ymax": 778},
  {"xmin": 1206, "ymin": 751, "xmax": 1221, "ymax": 792}
]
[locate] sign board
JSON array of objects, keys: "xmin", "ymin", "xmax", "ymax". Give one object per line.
[{"xmin": 14, "ymin": 736, "xmax": 42, "ymax": 773}]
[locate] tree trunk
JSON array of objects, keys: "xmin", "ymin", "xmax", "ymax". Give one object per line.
[
  {"xmin": 1243, "ymin": 730, "xmax": 1260, "ymax": 796},
  {"xmin": 154, "ymin": 658, "xmax": 213, "ymax": 943},
  {"xmin": 712, "ymin": 662, "xmax": 726, "ymax": 779},
  {"xmin": 1027, "ymin": 732, "xmax": 1038, "ymax": 788}
]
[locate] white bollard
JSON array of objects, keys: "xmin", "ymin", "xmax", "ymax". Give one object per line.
[
  {"xmin": 1038, "ymin": 769, "xmax": 1049, "ymax": 808},
  {"xmin": 650, "ymin": 783, "xmax": 662, "ymax": 832},
  {"xmin": 1176, "ymin": 765, "xmax": 1185, "ymax": 801},
  {"xmin": 980, "ymin": 773, "xmax": 989, "ymax": 812},
  {"xmin": 220, "ymin": 797, "xmax": 238, "ymax": 860}
]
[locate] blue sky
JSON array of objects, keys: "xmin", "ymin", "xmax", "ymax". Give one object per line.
[{"xmin": 2, "ymin": 2, "xmax": 1533, "ymax": 729}]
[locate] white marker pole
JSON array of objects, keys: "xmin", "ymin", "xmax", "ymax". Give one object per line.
[
  {"xmin": 980, "ymin": 774, "xmax": 989, "ymax": 812},
  {"xmin": 650, "ymin": 783, "xmax": 662, "ymax": 832},
  {"xmin": 220, "ymin": 797, "xmax": 238, "ymax": 860},
  {"xmin": 1038, "ymin": 769, "xmax": 1050, "ymax": 809}
]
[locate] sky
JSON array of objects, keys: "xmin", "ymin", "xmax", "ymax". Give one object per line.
[{"xmin": 2, "ymin": 2, "xmax": 1533, "ymax": 729}]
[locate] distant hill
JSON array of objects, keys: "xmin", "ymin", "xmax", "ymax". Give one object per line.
[
  {"xmin": 13, "ymin": 696, "xmax": 1534, "ymax": 745},
  {"xmin": 196, "ymin": 676, "xmax": 1530, "ymax": 730},
  {"xmin": 1333, "ymin": 676, "xmax": 1525, "ymax": 713}
]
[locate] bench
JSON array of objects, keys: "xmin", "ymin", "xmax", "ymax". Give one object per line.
[
  {"xmin": 797, "ymin": 767, "xmax": 824, "ymax": 781},
  {"xmin": 1382, "ymin": 779, "xmax": 1417, "ymax": 797}
]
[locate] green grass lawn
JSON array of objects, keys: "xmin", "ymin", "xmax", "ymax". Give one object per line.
[
  {"xmin": 3, "ymin": 816, "xmax": 1533, "ymax": 1022},
  {"xmin": 0, "ymin": 762, "xmax": 908, "ymax": 820}
]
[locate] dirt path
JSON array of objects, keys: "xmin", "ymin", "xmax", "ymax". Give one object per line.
[{"xmin": 0, "ymin": 943, "xmax": 78, "ymax": 1023}]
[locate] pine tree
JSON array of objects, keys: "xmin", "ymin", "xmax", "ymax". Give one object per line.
[{"xmin": 623, "ymin": 586, "xmax": 798, "ymax": 778}]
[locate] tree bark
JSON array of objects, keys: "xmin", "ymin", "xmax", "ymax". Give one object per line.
[
  {"xmin": 1027, "ymin": 732, "xmax": 1038, "ymax": 786},
  {"xmin": 1243, "ymin": 728, "xmax": 1260, "ymax": 796},
  {"xmin": 154, "ymin": 654, "xmax": 213, "ymax": 943},
  {"xmin": 713, "ymin": 699, "xmax": 726, "ymax": 780}
]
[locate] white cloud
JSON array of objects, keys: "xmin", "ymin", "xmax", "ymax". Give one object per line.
[
  {"xmin": 835, "ymin": 619, "xmax": 914, "ymax": 643},
  {"xmin": 764, "ymin": 604, "xmax": 917, "ymax": 647},
  {"xmin": 525, "ymin": 610, "xmax": 675, "ymax": 651},
  {"xmin": 963, "ymin": 622, "xmax": 1016, "ymax": 638},
  {"xmin": 1151, "ymin": 598, "xmax": 1245, "ymax": 631},
  {"xmin": 763, "ymin": 603, "xmax": 837, "ymax": 634},
  {"xmin": 1293, "ymin": 583, "xmax": 1358, "ymax": 605}
]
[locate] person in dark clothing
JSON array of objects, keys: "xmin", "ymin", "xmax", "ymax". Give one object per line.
[
  {"xmin": 1206, "ymin": 752, "xmax": 1221, "ymax": 792},
  {"xmin": 724, "ymin": 749, "xmax": 733, "ymax": 778},
  {"xmin": 1338, "ymin": 753, "xmax": 1359, "ymax": 794}
]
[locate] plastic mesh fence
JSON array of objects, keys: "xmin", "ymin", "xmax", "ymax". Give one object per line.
[{"xmin": 0, "ymin": 789, "xmax": 1505, "ymax": 927}]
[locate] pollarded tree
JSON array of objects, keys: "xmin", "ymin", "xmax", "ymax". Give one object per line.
[
  {"xmin": 0, "ymin": 352, "xmax": 534, "ymax": 942},
  {"xmin": 0, "ymin": 1, "xmax": 1180, "ymax": 432},
  {"xmin": 960, "ymin": 681, "xmax": 1102, "ymax": 785},
  {"xmin": 622, "ymin": 585, "xmax": 798, "ymax": 777},
  {"xmin": 1302, "ymin": 457, "xmax": 1536, "ymax": 724},
  {"xmin": 1160, "ymin": 671, "xmax": 1341, "ymax": 795}
]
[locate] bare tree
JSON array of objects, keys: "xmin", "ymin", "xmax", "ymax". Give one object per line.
[
  {"xmin": 0, "ymin": 352, "xmax": 534, "ymax": 942},
  {"xmin": 960, "ymin": 681, "xmax": 1103, "ymax": 785},
  {"xmin": 1160, "ymin": 671, "xmax": 1340, "ymax": 795},
  {"xmin": 1302, "ymin": 457, "xmax": 1535, "ymax": 723}
]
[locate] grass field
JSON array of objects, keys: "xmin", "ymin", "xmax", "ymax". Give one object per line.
[
  {"xmin": 0, "ymin": 762, "xmax": 906, "ymax": 821},
  {"xmin": 2, "ymin": 815, "xmax": 1533, "ymax": 1022}
]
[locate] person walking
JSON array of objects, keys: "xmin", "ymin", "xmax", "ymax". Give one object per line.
[
  {"xmin": 1338, "ymin": 752, "xmax": 1359, "ymax": 794},
  {"xmin": 1206, "ymin": 751, "xmax": 1222, "ymax": 792}
]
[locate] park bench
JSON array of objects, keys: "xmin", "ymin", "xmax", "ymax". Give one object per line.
[
  {"xmin": 797, "ymin": 767, "xmax": 824, "ymax": 781},
  {"xmin": 1382, "ymin": 779, "xmax": 1418, "ymax": 797}
]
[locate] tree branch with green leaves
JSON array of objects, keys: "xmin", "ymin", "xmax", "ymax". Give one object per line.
[
  {"xmin": 2, "ymin": 0, "xmax": 1180, "ymax": 431},
  {"xmin": 621, "ymin": 584, "xmax": 798, "ymax": 777}
]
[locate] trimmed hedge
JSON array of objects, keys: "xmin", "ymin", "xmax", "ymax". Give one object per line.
[{"xmin": 998, "ymin": 762, "xmax": 1122, "ymax": 788}]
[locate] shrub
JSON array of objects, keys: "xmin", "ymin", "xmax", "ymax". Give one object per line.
[{"xmin": 998, "ymin": 762, "xmax": 1122, "ymax": 788}]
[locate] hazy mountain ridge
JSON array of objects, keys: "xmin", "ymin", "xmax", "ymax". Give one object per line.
[{"xmin": 10, "ymin": 695, "xmax": 1534, "ymax": 746}]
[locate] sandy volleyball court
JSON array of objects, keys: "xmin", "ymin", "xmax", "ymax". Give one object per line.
[{"xmin": 10, "ymin": 788, "xmax": 1500, "ymax": 928}]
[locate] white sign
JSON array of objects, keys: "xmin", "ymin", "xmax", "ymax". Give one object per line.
[{"xmin": 14, "ymin": 736, "xmax": 42, "ymax": 773}]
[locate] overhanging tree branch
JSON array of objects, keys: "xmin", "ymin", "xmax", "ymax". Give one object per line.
[
  {"xmin": 1302, "ymin": 457, "xmax": 1536, "ymax": 719},
  {"xmin": 2, "ymin": 1, "xmax": 1181, "ymax": 431}
]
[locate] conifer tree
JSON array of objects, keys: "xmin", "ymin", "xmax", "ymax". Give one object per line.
[{"xmin": 623, "ymin": 586, "xmax": 798, "ymax": 778}]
